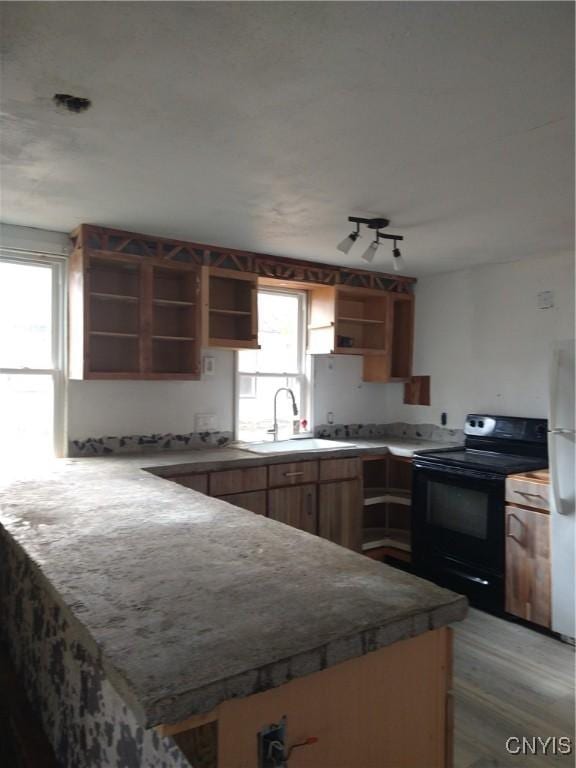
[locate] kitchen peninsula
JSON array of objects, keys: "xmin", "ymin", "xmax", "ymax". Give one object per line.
[{"xmin": 0, "ymin": 439, "xmax": 467, "ymax": 767}]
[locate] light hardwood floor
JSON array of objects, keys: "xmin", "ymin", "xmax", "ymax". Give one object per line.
[{"xmin": 454, "ymin": 608, "xmax": 575, "ymax": 768}]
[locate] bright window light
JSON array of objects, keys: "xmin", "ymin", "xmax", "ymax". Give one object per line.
[
  {"xmin": 0, "ymin": 257, "xmax": 65, "ymax": 460},
  {"xmin": 237, "ymin": 290, "xmax": 308, "ymax": 442}
]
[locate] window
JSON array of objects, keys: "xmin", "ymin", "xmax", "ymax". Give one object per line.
[
  {"xmin": 236, "ymin": 289, "xmax": 308, "ymax": 442},
  {"xmin": 0, "ymin": 254, "xmax": 66, "ymax": 460}
]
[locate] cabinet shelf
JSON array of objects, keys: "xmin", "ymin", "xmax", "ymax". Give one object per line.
[
  {"xmin": 363, "ymin": 488, "xmax": 411, "ymax": 507},
  {"xmin": 90, "ymin": 292, "xmax": 139, "ymax": 303},
  {"xmin": 337, "ymin": 316, "xmax": 386, "ymax": 325},
  {"xmin": 152, "ymin": 335, "xmax": 195, "ymax": 342},
  {"xmin": 210, "ymin": 308, "xmax": 252, "ymax": 316},
  {"xmin": 90, "ymin": 331, "xmax": 139, "ymax": 338},
  {"xmin": 362, "ymin": 527, "xmax": 411, "ymax": 553},
  {"xmin": 335, "ymin": 346, "xmax": 387, "ymax": 356},
  {"xmin": 153, "ymin": 298, "xmax": 195, "ymax": 308}
]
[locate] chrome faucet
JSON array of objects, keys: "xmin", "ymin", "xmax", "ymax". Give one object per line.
[{"xmin": 268, "ymin": 388, "xmax": 299, "ymax": 441}]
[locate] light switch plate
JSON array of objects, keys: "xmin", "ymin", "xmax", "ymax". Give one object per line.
[
  {"xmin": 203, "ymin": 355, "xmax": 216, "ymax": 376},
  {"xmin": 195, "ymin": 413, "xmax": 217, "ymax": 432},
  {"xmin": 537, "ymin": 290, "xmax": 554, "ymax": 310}
]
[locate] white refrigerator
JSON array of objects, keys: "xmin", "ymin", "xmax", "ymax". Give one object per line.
[{"xmin": 549, "ymin": 339, "xmax": 575, "ymax": 639}]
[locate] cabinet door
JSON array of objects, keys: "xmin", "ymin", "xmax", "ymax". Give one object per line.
[
  {"xmin": 319, "ymin": 480, "xmax": 362, "ymax": 551},
  {"xmin": 505, "ymin": 506, "xmax": 551, "ymax": 628},
  {"xmin": 268, "ymin": 485, "xmax": 317, "ymax": 534}
]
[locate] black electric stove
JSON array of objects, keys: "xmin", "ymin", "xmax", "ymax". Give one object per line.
[{"xmin": 411, "ymin": 414, "xmax": 548, "ymax": 613}]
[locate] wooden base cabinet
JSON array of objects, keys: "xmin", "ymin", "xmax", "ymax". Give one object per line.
[
  {"xmin": 319, "ymin": 480, "xmax": 362, "ymax": 552},
  {"xmin": 505, "ymin": 505, "xmax": 551, "ymax": 628},
  {"xmin": 268, "ymin": 485, "xmax": 317, "ymax": 534}
]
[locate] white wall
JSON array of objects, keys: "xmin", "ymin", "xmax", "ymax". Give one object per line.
[
  {"xmin": 383, "ymin": 252, "xmax": 575, "ymax": 429},
  {"xmin": 312, "ymin": 355, "xmax": 388, "ymax": 426},
  {"xmin": 67, "ymin": 351, "xmax": 235, "ymax": 439}
]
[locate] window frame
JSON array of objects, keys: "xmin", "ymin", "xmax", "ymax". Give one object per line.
[
  {"xmin": 235, "ymin": 286, "xmax": 309, "ymax": 441},
  {"xmin": 0, "ymin": 249, "xmax": 67, "ymax": 458}
]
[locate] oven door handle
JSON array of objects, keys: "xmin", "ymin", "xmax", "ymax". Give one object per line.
[{"xmin": 445, "ymin": 566, "xmax": 491, "ymax": 587}]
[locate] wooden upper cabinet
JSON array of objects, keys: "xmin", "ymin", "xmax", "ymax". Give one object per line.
[
  {"xmin": 201, "ymin": 267, "xmax": 259, "ymax": 350},
  {"xmin": 69, "ymin": 243, "xmax": 201, "ymax": 380},
  {"xmin": 308, "ymin": 285, "xmax": 414, "ymax": 382}
]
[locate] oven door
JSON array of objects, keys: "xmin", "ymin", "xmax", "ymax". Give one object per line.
[{"xmin": 412, "ymin": 462, "xmax": 505, "ymax": 576}]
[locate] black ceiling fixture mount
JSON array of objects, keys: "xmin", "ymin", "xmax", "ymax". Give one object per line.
[
  {"xmin": 337, "ymin": 216, "xmax": 405, "ymax": 270},
  {"xmin": 53, "ymin": 93, "xmax": 92, "ymax": 114}
]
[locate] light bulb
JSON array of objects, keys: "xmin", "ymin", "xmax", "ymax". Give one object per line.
[
  {"xmin": 392, "ymin": 247, "xmax": 405, "ymax": 272},
  {"xmin": 337, "ymin": 231, "xmax": 360, "ymax": 254},
  {"xmin": 361, "ymin": 240, "xmax": 379, "ymax": 263}
]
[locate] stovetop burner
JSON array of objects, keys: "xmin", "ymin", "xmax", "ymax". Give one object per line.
[{"xmin": 415, "ymin": 447, "xmax": 548, "ymax": 475}]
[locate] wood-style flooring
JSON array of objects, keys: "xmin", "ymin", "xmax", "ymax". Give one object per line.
[{"xmin": 454, "ymin": 608, "xmax": 575, "ymax": 768}]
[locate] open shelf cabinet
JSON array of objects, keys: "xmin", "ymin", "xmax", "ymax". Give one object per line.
[
  {"xmin": 361, "ymin": 454, "xmax": 413, "ymax": 562},
  {"xmin": 308, "ymin": 285, "xmax": 414, "ymax": 381},
  {"xmin": 201, "ymin": 266, "xmax": 259, "ymax": 349},
  {"xmin": 69, "ymin": 250, "xmax": 201, "ymax": 379}
]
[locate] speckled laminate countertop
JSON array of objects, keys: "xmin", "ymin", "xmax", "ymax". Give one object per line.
[{"xmin": 0, "ymin": 438, "xmax": 466, "ymax": 727}]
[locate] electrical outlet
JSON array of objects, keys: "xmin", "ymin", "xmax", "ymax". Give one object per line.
[
  {"xmin": 195, "ymin": 413, "xmax": 217, "ymax": 432},
  {"xmin": 258, "ymin": 717, "xmax": 287, "ymax": 768},
  {"xmin": 327, "ymin": 411, "xmax": 335, "ymax": 425}
]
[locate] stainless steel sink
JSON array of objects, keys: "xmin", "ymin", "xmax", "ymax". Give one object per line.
[{"xmin": 240, "ymin": 438, "xmax": 354, "ymax": 454}]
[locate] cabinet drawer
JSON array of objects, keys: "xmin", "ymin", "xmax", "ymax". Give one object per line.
[
  {"xmin": 319, "ymin": 457, "xmax": 360, "ymax": 482},
  {"xmin": 170, "ymin": 473, "xmax": 208, "ymax": 494},
  {"xmin": 268, "ymin": 461, "xmax": 318, "ymax": 488},
  {"xmin": 506, "ymin": 475, "xmax": 549, "ymax": 511},
  {"xmin": 210, "ymin": 467, "xmax": 267, "ymax": 496},
  {"xmin": 218, "ymin": 490, "xmax": 267, "ymax": 516}
]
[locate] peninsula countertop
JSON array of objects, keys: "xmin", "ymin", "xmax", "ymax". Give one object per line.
[{"xmin": 0, "ymin": 438, "xmax": 467, "ymax": 728}]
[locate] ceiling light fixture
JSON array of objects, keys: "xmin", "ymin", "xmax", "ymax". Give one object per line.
[
  {"xmin": 392, "ymin": 240, "xmax": 405, "ymax": 272},
  {"xmin": 338, "ymin": 216, "xmax": 405, "ymax": 270},
  {"xmin": 361, "ymin": 233, "xmax": 380, "ymax": 263},
  {"xmin": 336, "ymin": 221, "xmax": 361, "ymax": 254}
]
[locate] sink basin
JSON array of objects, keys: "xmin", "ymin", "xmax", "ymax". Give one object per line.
[{"xmin": 240, "ymin": 438, "xmax": 354, "ymax": 454}]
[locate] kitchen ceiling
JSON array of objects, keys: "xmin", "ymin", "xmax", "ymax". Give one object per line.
[{"xmin": 0, "ymin": 2, "xmax": 573, "ymax": 276}]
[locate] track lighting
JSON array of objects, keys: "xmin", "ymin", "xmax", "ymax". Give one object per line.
[{"xmin": 337, "ymin": 215, "xmax": 405, "ymax": 270}]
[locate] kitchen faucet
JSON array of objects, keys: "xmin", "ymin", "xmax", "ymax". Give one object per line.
[{"xmin": 268, "ymin": 387, "xmax": 299, "ymax": 441}]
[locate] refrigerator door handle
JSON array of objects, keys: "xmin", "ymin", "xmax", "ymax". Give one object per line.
[
  {"xmin": 549, "ymin": 431, "xmax": 563, "ymax": 514},
  {"xmin": 549, "ymin": 346, "xmax": 560, "ymax": 431}
]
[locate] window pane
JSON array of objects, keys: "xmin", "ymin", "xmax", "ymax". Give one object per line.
[
  {"xmin": 237, "ymin": 375, "xmax": 302, "ymax": 443},
  {"xmin": 0, "ymin": 374, "xmax": 54, "ymax": 459},
  {"xmin": 0, "ymin": 261, "xmax": 53, "ymax": 368},
  {"xmin": 239, "ymin": 292, "xmax": 301, "ymax": 374}
]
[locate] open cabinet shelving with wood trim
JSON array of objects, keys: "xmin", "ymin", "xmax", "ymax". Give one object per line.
[
  {"xmin": 361, "ymin": 454, "xmax": 413, "ymax": 563},
  {"xmin": 69, "ymin": 249, "xmax": 201, "ymax": 380},
  {"xmin": 308, "ymin": 284, "xmax": 414, "ymax": 381},
  {"xmin": 201, "ymin": 266, "xmax": 259, "ymax": 349}
]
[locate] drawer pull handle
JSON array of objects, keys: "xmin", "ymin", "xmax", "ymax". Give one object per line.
[
  {"xmin": 518, "ymin": 491, "xmax": 543, "ymax": 499},
  {"xmin": 284, "ymin": 471, "xmax": 304, "ymax": 478}
]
